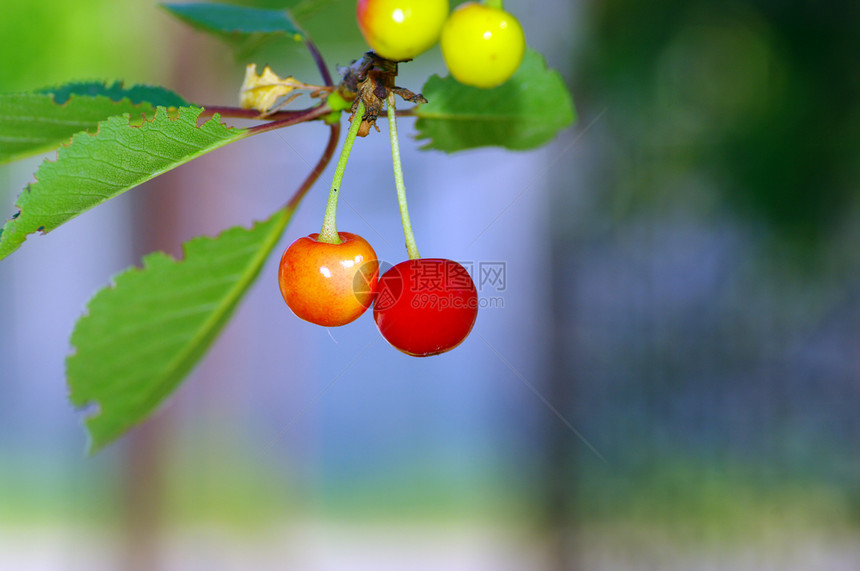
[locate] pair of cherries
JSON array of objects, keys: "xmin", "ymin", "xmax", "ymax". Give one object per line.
[
  {"xmin": 278, "ymin": 232, "xmax": 478, "ymax": 357},
  {"xmin": 357, "ymin": 0, "xmax": 526, "ymax": 89}
]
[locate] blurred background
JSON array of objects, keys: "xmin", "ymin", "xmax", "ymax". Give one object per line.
[{"xmin": 1, "ymin": 0, "xmax": 859, "ymax": 569}]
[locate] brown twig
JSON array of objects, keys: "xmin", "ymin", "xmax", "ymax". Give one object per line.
[
  {"xmin": 246, "ymin": 104, "xmax": 332, "ymax": 136},
  {"xmin": 198, "ymin": 106, "xmax": 315, "ymax": 122},
  {"xmin": 287, "ymin": 121, "xmax": 342, "ymax": 210}
]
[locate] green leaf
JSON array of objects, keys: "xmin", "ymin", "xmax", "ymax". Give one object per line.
[
  {"xmin": 162, "ymin": 3, "xmax": 304, "ymax": 56},
  {"xmin": 0, "ymin": 82, "xmax": 188, "ymax": 165},
  {"xmin": 67, "ymin": 209, "xmax": 293, "ymax": 453},
  {"xmin": 413, "ymin": 49, "xmax": 577, "ymax": 153},
  {"xmin": 36, "ymin": 81, "xmax": 188, "ymax": 107},
  {"xmin": 0, "ymin": 106, "xmax": 246, "ymax": 260}
]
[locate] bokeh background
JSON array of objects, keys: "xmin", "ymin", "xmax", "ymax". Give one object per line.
[{"xmin": 1, "ymin": 0, "xmax": 859, "ymax": 569}]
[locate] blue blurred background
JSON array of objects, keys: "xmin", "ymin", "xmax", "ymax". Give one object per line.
[{"xmin": 1, "ymin": 0, "xmax": 859, "ymax": 569}]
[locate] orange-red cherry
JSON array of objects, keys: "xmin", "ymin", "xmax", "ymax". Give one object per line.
[
  {"xmin": 373, "ymin": 258, "xmax": 478, "ymax": 356},
  {"xmin": 278, "ymin": 232, "xmax": 378, "ymax": 327}
]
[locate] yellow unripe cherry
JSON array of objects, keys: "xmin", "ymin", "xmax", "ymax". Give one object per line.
[
  {"xmin": 440, "ymin": 2, "xmax": 526, "ymax": 88},
  {"xmin": 356, "ymin": 0, "xmax": 450, "ymax": 61}
]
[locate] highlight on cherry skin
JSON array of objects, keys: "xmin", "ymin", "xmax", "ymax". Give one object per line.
[
  {"xmin": 278, "ymin": 232, "xmax": 379, "ymax": 327},
  {"xmin": 440, "ymin": 2, "xmax": 526, "ymax": 88},
  {"xmin": 373, "ymin": 258, "xmax": 478, "ymax": 357},
  {"xmin": 356, "ymin": 0, "xmax": 450, "ymax": 61}
]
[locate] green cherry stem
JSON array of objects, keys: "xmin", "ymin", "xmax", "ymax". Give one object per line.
[
  {"xmin": 387, "ymin": 92, "xmax": 421, "ymax": 260},
  {"xmin": 319, "ymin": 100, "xmax": 366, "ymax": 244}
]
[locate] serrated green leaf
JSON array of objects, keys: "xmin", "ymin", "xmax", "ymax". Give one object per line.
[
  {"xmin": 163, "ymin": 3, "xmax": 304, "ymax": 56},
  {"xmin": 0, "ymin": 93, "xmax": 145, "ymax": 165},
  {"xmin": 413, "ymin": 49, "xmax": 576, "ymax": 153},
  {"xmin": 67, "ymin": 209, "xmax": 293, "ymax": 453},
  {"xmin": 0, "ymin": 106, "xmax": 247, "ymax": 260},
  {"xmin": 36, "ymin": 81, "xmax": 188, "ymax": 107},
  {"xmin": 0, "ymin": 81, "xmax": 188, "ymax": 165}
]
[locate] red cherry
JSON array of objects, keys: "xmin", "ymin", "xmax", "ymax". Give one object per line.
[
  {"xmin": 279, "ymin": 232, "xmax": 378, "ymax": 327},
  {"xmin": 373, "ymin": 258, "xmax": 478, "ymax": 356}
]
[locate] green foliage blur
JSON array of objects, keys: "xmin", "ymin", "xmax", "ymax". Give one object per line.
[
  {"xmin": 0, "ymin": 0, "xmax": 170, "ymax": 92},
  {"xmin": 559, "ymin": 0, "xmax": 860, "ymax": 545},
  {"xmin": 578, "ymin": 0, "xmax": 860, "ymax": 248}
]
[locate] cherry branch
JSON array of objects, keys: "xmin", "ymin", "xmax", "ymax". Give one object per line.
[
  {"xmin": 199, "ymin": 106, "xmax": 314, "ymax": 121},
  {"xmin": 305, "ymin": 39, "xmax": 334, "ymax": 86},
  {"xmin": 245, "ymin": 104, "xmax": 332, "ymax": 136},
  {"xmin": 287, "ymin": 121, "xmax": 342, "ymax": 210},
  {"xmin": 293, "ymin": 14, "xmax": 333, "ymax": 87}
]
